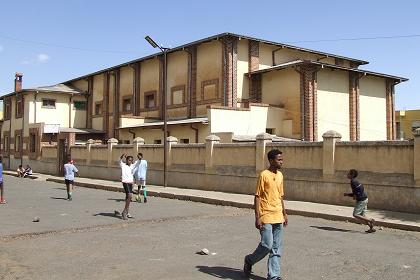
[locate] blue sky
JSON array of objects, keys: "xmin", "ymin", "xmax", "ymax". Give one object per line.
[{"xmin": 0, "ymin": 0, "xmax": 419, "ymax": 109}]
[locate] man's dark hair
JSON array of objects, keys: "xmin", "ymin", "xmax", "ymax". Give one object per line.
[
  {"xmin": 267, "ymin": 149, "xmax": 282, "ymax": 160},
  {"xmin": 349, "ymin": 169, "xmax": 358, "ymax": 178},
  {"xmin": 126, "ymin": 155, "xmax": 134, "ymax": 161},
  {"xmin": 19, "ymin": 165, "xmax": 22, "ymax": 168},
  {"xmin": 138, "ymin": 153, "xmax": 143, "ymax": 157}
]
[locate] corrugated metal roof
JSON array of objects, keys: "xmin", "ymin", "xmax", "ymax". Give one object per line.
[
  {"xmin": 246, "ymin": 60, "xmax": 408, "ymax": 82},
  {"xmin": 0, "ymin": 83, "xmax": 85, "ymax": 100},
  {"xmin": 63, "ymin": 32, "xmax": 369, "ymax": 84}
]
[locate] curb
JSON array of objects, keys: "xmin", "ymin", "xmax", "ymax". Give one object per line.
[{"xmin": 45, "ymin": 178, "xmax": 420, "ymax": 233}]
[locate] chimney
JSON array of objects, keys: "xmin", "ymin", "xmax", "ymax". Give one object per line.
[{"xmin": 14, "ymin": 72, "xmax": 23, "ymax": 92}]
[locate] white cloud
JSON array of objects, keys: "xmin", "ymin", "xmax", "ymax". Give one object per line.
[
  {"xmin": 20, "ymin": 53, "xmax": 51, "ymax": 65},
  {"xmin": 37, "ymin": 53, "xmax": 50, "ymax": 62}
]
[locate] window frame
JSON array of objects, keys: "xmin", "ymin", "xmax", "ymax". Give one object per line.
[
  {"xmin": 144, "ymin": 90, "xmax": 157, "ymax": 110},
  {"xmin": 41, "ymin": 98, "xmax": 56, "ymax": 109},
  {"xmin": 94, "ymin": 101, "xmax": 103, "ymax": 116},
  {"xmin": 200, "ymin": 79, "xmax": 219, "ymax": 102},
  {"xmin": 170, "ymin": 85, "xmax": 186, "ymax": 107},
  {"xmin": 73, "ymin": 100, "xmax": 87, "ymax": 111},
  {"xmin": 122, "ymin": 96, "xmax": 132, "ymax": 113}
]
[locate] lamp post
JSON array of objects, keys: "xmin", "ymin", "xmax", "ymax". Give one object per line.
[{"xmin": 145, "ymin": 36, "xmax": 170, "ymax": 188}]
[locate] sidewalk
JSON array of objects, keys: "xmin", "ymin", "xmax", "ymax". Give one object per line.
[{"xmin": 4, "ymin": 171, "xmax": 420, "ymax": 232}]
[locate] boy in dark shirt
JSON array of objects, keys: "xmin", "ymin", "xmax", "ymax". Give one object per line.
[{"xmin": 344, "ymin": 169, "xmax": 376, "ymax": 233}]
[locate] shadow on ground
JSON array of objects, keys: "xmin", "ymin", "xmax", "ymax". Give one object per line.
[
  {"xmin": 107, "ymin": 198, "xmax": 126, "ymax": 202},
  {"xmin": 50, "ymin": 197, "xmax": 68, "ymax": 200},
  {"xmin": 196, "ymin": 265, "xmax": 265, "ymax": 280},
  {"xmin": 310, "ymin": 225, "xmax": 359, "ymax": 233},
  {"xmin": 93, "ymin": 212, "xmax": 122, "ymax": 219}
]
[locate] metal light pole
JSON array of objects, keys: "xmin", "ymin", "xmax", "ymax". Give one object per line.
[{"xmin": 145, "ymin": 36, "xmax": 170, "ymax": 188}]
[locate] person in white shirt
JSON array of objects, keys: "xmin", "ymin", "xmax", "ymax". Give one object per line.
[
  {"xmin": 133, "ymin": 153, "xmax": 148, "ymax": 203},
  {"xmin": 118, "ymin": 153, "xmax": 136, "ymax": 220},
  {"xmin": 64, "ymin": 159, "xmax": 79, "ymax": 201}
]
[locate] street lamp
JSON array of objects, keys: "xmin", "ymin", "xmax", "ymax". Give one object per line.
[{"xmin": 145, "ymin": 36, "xmax": 170, "ymax": 188}]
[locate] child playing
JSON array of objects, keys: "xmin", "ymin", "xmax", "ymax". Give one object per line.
[
  {"xmin": 344, "ymin": 169, "xmax": 376, "ymax": 233},
  {"xmin": 0, "ymin": 156, "xmax": 5, "ymax": 204},
  {"xmin": 64, "ymin": 158, "xmax": 79, "ymax": 201},
  {"xmin": 133, "ymin": 153, "xmax": 148, "ymax": 203},
  {"xmin": 17, "ymin": 165, "xmax": 25, "ymax": 177},
  {"xmin": 118, "ymin": 153, "xmax": 136, "ymax": 220}
]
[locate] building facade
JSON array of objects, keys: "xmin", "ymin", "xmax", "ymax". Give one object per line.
[
  {"xmin": 396, "ymin": 109, "xmax": 420, "ymax": 139},
  {"xmin": 1, "ymin": 33, "xmax": 407, "ymax": 169}
]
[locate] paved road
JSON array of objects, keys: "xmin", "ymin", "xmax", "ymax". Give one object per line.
[{"xmin": 1, "ymin": 175, "xmax": 419, "ymax": 280}]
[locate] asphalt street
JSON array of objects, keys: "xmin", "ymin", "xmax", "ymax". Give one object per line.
[{"xmin": 1, "ymin": 175, "xmax": 419, "ymax": 280}]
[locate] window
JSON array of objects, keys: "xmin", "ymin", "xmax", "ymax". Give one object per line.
[
  {"xmin": 122, "ymin": 97, "xmax": 132, "ymax": 112},
  {"xmin": 396, "ymin": 122, "xmax": 403, "ymax": 139},
  {"xmin": 266, "ymin": 128, "xmax": 274, "ymax": 134},
  {"xmin": 145, "ymin": 91, "xmax": 156, "ymax": 109},
  {"xmin": 95, "ymin": 102, "xmax": 102, "ymax": 115},
  {"xmin": 201, "ymin": 79, "xmax": 219, "ymax": 100},
  {"xmin": 74, "ymin": 101, "xmax": 87, "ymax": 110},
  {"xmin": 154, "ymin": 139, "xmax": 162, "ymax": 144},
  {"xmin": 180, "ymin": 138, "xmax": 190, "ymax": 144},
  {"xmin": 171, "ymin": 85, "xmax": 185, "ymax": 105},
  {"xmin": 30, "ymin": 133, "xmax": 36, "ymax": 153},
  {"xmin": 4, "ymin": 136, "xmax": 9, "ymax": 153},
  {"xmin": 16, "ymin": 98, "xmax": 23, "ymax": 118},
  {"xmin": 42, "ymin": 99, "xmax": 56, "ymax": 108},
  {"xmin": 15, "ymin": 135, "xmax": 21, "ymax": 153},
  {"xmin": 4, "ymin": 99, "xmax": 11, "ymax": 120}
]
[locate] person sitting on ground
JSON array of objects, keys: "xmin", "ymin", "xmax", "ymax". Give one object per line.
[
  {"xmin": 17, "ymin": 165, "xmax": 25, "ymax": 178},
  {"xmin": 344, "ymin": 169, "xmax": 376, "ymax": 233},
  {"xmin": 23, "ymin": 164, "xmax": 33, "ymax": 177}
]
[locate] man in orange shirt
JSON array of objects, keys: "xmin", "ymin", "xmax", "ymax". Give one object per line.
[{"xmin": 244, "ymin": 149, "xmax": 288, "ymax": 280}]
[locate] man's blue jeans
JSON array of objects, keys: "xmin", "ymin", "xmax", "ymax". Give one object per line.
[{"xmin": 245, "ymin": 223, "xmax": 284, "ymax": 280}]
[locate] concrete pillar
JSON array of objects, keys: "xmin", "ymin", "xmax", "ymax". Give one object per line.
[
  {"xmin": 205, "ymin": 135, "xmax": 220, "ymax": 172},
  {"xmin": 256, "ymin": 133, "xmax": 273, "ymax": 173},
  {"xmin": 107, "ymin": 138, "xmax": 118, "ymax": 167},
  {"xmin": 413, "ymin": 128, "xmax": 420, "ymax": 186},
  {"xmin": 322, "ymin": 130, "xmax": 342, "ymax": 177},
  {"xmin": 132, "ymin": 137, "xmax": 145, "ymax": 157},
  {"xmin": 166, "ymin": 136, "xmax": 178, "ymax": 168},
  {"xmin": 86, "ymin": 139, "xmax": 94, "ymax": 165}
]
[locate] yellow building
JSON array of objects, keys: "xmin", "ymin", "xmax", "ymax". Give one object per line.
[
  {"xmin": 1, "ymin": 32, "xmax": 408, "ymax": 169},
  {"xmin": 396, "ymin": 109, "xmax": 420, "ymax": 139}
]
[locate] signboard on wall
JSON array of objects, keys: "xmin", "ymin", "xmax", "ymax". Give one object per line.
[{"xmin": 43, "ymin": 124, "xmax": 60, "ymax": 134}]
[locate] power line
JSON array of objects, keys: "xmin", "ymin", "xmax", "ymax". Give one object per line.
[
  {"xmin": 0, "ymin": 34, "xmax": 138, "ymax": 54},
  {"xmin": 1, "ymin": 33, "xmax": 420, "ymax": 55},
  {"xmin": 284, "ymin": 34, "xmax": 420, "ymax": 44}
]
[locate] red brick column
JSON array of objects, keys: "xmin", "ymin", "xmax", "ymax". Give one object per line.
[
  {"xmin": 221, "ymin": 36, "xmax": 238, "ymax": 107},
  {"xmin": 187, "ymin": 46, "xmax": 197, "ymax": 117},
  {"xmin": 348, "ymin": 72, "xmax": 361, "ymax": 141},
  {"xmin": 386, "ymin": 79, "xmax": 396, "ymax": 140},
  {"xmin": 248, "ymin": 40, "xmax": 260, "ymax": 103},
  {"xmin": 87, "ymin": 77, "xmax": 93, "ymax": 128},
  {"xmin": 103, "ymin": 73, "xmax": 110, "ymax": 138},
  {"xmin": 114, "ymin": 69, "xmax": 120, "ymax": 139},
  {"xmin": 159, "ymin": 57, "xmax": 164, "ymax": 119},
  {"xmin": 133, "ymin": 62, "xmax": 141, "ymax": 116},
  {"xmin": 298, "ymin": 65, "xmax": 319, "ymax": 141}
]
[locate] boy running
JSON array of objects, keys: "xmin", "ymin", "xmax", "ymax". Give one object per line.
[
  {"xmin": 64, "ymin": 158, "xmax": 79, "ymax": 201},
  {"xmin": 344, "ymin": 169, "xmax": 376, "ymax": 233},
  {"xmin": 0, "ymin": 156, "xmax": 5, "ymax": 204},
  {"xmin": 133, "ymin": 153, "xmax": 148, "ymax": 203},
  {"xmin": 118, "ymin": 153, "xmax": 136, "ymax": 220}
]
